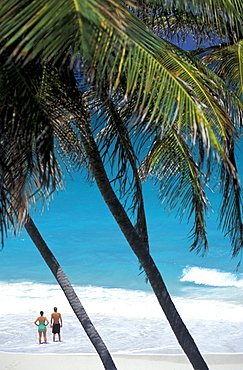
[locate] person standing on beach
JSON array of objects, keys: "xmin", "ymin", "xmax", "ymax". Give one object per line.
[
  {"xmin": 34, "ymin": 311, "xmax": 49, "ymax": 344},
  {"xmin": 51, "ymin": 307, "xmax": 63, "ymax": 342}
]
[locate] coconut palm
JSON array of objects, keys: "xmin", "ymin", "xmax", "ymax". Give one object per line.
[
  {"xmin": 136, "ymin": 0, "xmax": 243, "ymax": 257},
  {"xmin": 0, "ymin": 57, "xmax": 117, "ymax": 369},
  {"xmin": 1, "ymin": 1, "xmax": 243, "ymax": 369},
  {"xmin": 1, "ymin": 0, "xmax": 242, "ymax": 252},
  {"xmin": 25, "ymin": 216, "xmax": 117, "ymax": 370}
]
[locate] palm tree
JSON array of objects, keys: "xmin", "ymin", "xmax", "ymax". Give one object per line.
[
  {"xmin": 0, "ymin": 57, "xmax": 117, "ymax": 369},
  {"xmin": 136, "ymin": 0, "xmax": 243, "ymax": 256},
  {"xmin": 1, "ymin": 1, "xmax": 243, "ymax": 369},
  {"xmin": 25, "ymin": 216, "xmax": 117, "ymax": 370}
]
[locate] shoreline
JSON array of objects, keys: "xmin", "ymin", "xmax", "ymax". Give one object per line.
[{"xmin": 1, "ymin": 352, "xmax": 243, "ymax": 370}]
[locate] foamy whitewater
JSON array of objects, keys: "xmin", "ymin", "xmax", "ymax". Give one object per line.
[{"xmin": 1, "ymin": 145, "xmax": 243, "ymax": 355}]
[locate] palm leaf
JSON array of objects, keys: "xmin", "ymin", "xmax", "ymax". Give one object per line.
[
  {"xmin": 1, "ymin": 0, "xmax": 242, "ymax": 254},
  {"xmin": 0, "ymin": 56, "xmax": 90, "ymax": 237},
  {"xmin": 218, "ymin": 140, "xmax": 243, "ymax": 257},
  {"xmin": 200, "ymin": 40, "xmax": 243, "ymax": 101},
  {"xmin": 89, "ymin": 91, "xmax": 149, "ymax": 249},
  {"xmin": 140, "ymin": 129, "xmax": 209, "ymax": 252},
  {"xmin": 0, "ymin": 55, "xmax": 64, "ymax": 235},
  {"xmin": 134, "ymin": 0, "xmax": 243, "ymax": 42},
  {"xmin": 0, "ymin": 0, "xmax": 240, "ymax": 158},
  {"xmin": 193, "ymin": 42, "xmax": 243, "ymax": 256}
]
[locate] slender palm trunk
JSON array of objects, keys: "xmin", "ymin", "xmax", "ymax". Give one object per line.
[
  {"xmin": 80, "ymin": 122, "xmax": 209, "ymax": 370},
  {"xmin": 25, "ymin": 216, "xmax": 117, "ymax": 370}
]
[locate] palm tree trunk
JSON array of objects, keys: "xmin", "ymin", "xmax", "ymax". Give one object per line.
[
  {"xmin": 80, "ymin": 122, "xmax": 209, "ymax": 370},
  {"xmin": 25, "ymin": 215, "xmax": 117, "ymax": 370}
]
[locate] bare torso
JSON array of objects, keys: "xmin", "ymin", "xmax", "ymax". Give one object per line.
[{"xmin": 51, "ymin": 312, "xmax": 61, "ymax": 324}]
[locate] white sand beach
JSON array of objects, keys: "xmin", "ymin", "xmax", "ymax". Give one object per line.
[{"xmin": 1, "ymin": 353, "xmax": 243, "ymax": 370}]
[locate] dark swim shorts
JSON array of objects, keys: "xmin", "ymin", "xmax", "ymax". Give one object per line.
[{"xmin": 52, "ymin": 323, "xmax": 60, "ymax": 334}]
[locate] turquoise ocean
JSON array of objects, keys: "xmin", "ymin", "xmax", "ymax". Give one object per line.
[{"xmin": 1, "ymin": 143, "xmax": 243, "ymax": 355}]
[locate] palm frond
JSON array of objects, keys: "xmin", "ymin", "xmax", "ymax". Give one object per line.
[
  {"xmin": 139, "ymin": 129, "xmax": 209, "ymax": 253},
  {"xmin": 42, "ymin": 64, "xmax": 89, "ymax": 172},
  {"xmin": 1, "ymin": 0, "xmax": 242, "ymax": 256},
  {"xmin": 89, "ymin": 92, "xmax": 149, "ymax": 250},
  {"xmin": 133, "ymin": 0, "xmax": 243, "ymax": 42},
  {"xmin": 0, "ymin": 0, "xmax": 241, "ymax": 159},
  {"xmin": 199, "ymin": 40, "xmax": 243, "ymax": 102},
  {"xmin": 0, "ymin": 55, "xmax": 64, "ymax": 236},
  {"xmin": 0, "ymin": 56, "xmax": 91, "ymax": 238},
  {"xmin": 219, "ymin": 140, "xmax": 243, "ymax": 257}
]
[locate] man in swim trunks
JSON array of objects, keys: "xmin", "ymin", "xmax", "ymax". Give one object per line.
[{"xmin": 51, "ymin": 307, "xmax": 63, "ymax": 342}]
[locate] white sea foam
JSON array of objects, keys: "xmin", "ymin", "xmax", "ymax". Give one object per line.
[
  {"xmin": 0, "ymin": 281, "xmax": 243, "ymax": 355},
  {"xmin": 180, "ymin": 266, "xmax": 243, "ymax": 288}
]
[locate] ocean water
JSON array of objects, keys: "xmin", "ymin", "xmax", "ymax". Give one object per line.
[{"xmin": 1, "ymin": 146, "xmax": 243, "ymax": 355}]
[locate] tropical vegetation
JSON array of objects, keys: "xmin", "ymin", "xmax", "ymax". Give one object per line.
[{"xmin": 0, "ymin": 1, "xmax": 243, "ymax": 369}]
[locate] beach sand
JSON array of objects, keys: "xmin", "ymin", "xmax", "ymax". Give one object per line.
[{"xmin": 0, "ymin": 353, "xmax": 243, "ymax": 370}]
